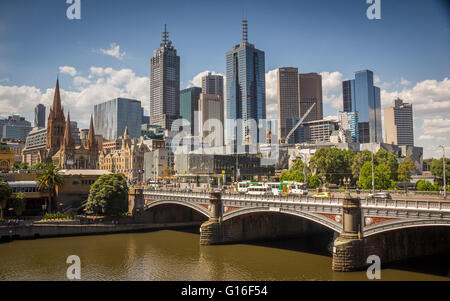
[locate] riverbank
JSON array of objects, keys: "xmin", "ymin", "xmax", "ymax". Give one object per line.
[{"xmin": 0, "ymin": 221, "xmax": 202, "ymax": 242}]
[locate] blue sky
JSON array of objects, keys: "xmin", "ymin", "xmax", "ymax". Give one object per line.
[{"xmin": 0, "ymin": 0, "xmax": 449, "ymax": 157}]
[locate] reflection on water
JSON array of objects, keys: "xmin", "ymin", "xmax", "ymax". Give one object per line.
[{"xmin": 0, "ymin": 229, "xmax": 448, "ymax": 281}]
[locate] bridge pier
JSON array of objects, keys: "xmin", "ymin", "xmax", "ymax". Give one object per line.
[
  {"xmin": 332, "ymin": 192, "xmax": 366, "ymax": 272},
  {"xmin": 200, "ymin": 192, "xmax": 224, "ymax": 245},
  {"xmin": 128, "ymin": 187, "xmax": 144, "ymax": 215}
]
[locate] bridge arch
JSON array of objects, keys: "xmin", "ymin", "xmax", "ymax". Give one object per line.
[
  {"xmin": 363, "ymin": 219, "xmax": 450, "ymax": 237},
  {"xmin": 223, "ymin": 207, "xmax": 342, "ymax": 233},
  {"xmin": 144, "ymin": 199, "xmax": 211, "ymax": 219}
]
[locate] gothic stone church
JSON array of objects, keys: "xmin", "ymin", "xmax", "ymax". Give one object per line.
[{"xmin": 46, "ymin": 79, "xmax": 99, "ymax": 169}]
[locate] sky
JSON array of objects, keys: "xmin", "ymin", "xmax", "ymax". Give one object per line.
[{"xmin": 0, "ymin": 0, "xmax": 449, "ymax": 158}]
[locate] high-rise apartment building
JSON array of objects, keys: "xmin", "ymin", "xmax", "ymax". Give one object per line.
[
  {"xmin": 339, "ymin": 111, "xmax": 359, "ymax": 142},
  {"xmin": 180, "ymin": 87, "xmax": 202, "ymax": 135},
  {"xmin": 277, "ymin": 67, "xmax": 299, "ymax": 143},
  {"xmin": 94, "ymin": 98, "xmax": 142, "ymax": 141},
  {"xmin": 226, "ymin": 20, "xmax": 266, "ymax": 147},
  {"xmin": 0, "ymin": 115, "xmax": 32, "ymax": 142},
  {"xmin": 384, "ymin": 98, "xmax": 414, "ymax": 146},
  {"xmin": 298, "ymin": 73, "xmax": 323, "ymax": 122},
  {"xmin": 34, "ymin": 104, "xmax": 46, "ymax": 128},
  {"xmin": 202, "ymin": 72, "xmax": 224, "ymax": 101},
  {"xmin": 198, "ymin": 93, "xmax": 224, "ymax": 147},
  {"xmin": 342, "ymin": 70, "xmax": 382, "ymax": 143},
  {"xmin": 150, "ymin": 25, "xmax": 180, "ymax": 130}
]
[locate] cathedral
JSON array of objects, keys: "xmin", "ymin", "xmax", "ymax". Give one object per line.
[{"xmin": 46, "ymin": 79, "xmax": 99, "ymax": 169}]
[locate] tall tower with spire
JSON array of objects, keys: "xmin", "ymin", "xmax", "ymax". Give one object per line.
[
  {"xmin": 46, "ymin": 78, "xmax": 66, "ymax": 159},
  {"xmin": 225, "ymin": 19, "xmax": 266, "ymax": 150},
  {"xmin": 150, "ymin": 24, "xmax": 180, "ymax": 130}
]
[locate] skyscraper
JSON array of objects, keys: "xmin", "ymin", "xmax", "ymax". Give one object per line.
[
  {"xmin": 298, "ymin": 72, "xmax": 323, "ymax": 122},
  {"xmin": 180, "ymin": 87, "xmax": 202, "ymax": 135},
  {"xmin": 277, "ymin": 67, "xmax": 299, "ymax": 143},
  {"xmin": 202, "ymin": 72, "xmax": 224, "ymax": 100},
  {"xmin": 384, "ymin": 98, "xmax": 414, "ymax": 146},
  {"xmin": 226, "ymin": 20, "xmax": 266, "ymax": 148},
  {"xmin": 150, "ymin": 24, "xmax": 180, "ymax": 130},
  {"xmin": 342, "ymin": 70, "xmax": 382, "ymax": 143},
  {"xmin": 94, "ymin": 98, "xmax": 142, "ymax": 140},
  {"xmin": 198, "ymin": 93, "xmax": 224, "ymax": 147},
  {"xmin": 34, "ymin": 104, "xmax": 46, "ymax": 128}
]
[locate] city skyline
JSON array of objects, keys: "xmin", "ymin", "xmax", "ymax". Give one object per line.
[{"xmin": 0, "ymin": 0, "xmax": 449, "ymax": 158}]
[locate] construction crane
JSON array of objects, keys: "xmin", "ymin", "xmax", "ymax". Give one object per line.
[{"xmin": 284, "ymin": 103, "xmax": 316, "ymax": 145}]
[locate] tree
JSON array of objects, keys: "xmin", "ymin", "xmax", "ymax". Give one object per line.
[
  {"xmin": 36, "ymin": 163, "xmax": 64, "ymax": 213},
  {"xmin": 307, "ymin": 174, "xmax": 321, "ymax": 188},
  {"xmin": 30, "ymin": 162, "xmax": 47, "ymax": 171},
  {"xmin": 397, "ymin": 157, "xmax": 415, "ymax": 184},
  {"xmin": 0, "ymin": 181, "xmax": 12, "ymax": 219},
  {"xmin": 431, "ymin": 158, "xmax": 450, "ymax": 186},
  {"xmin": 357, "ymin": 162, "xmax": 396, "ymax": 190},
  {"xmin": 162, "ymin": 166, "xmax": 176, "ymax": 178},
  {"xmin": 309, "ymin": 148, "xmax": 355, "ymax": 185},
  {"xmin": 13, "ymin": 162, "xmax": 29, "ymax": 170},
  {"xmin": 416, "ymin": 180, "xmax": 435, "ymax": 191},
  {"xmin": 86, "ymin": 173, "xmax": 128, "ymax": 216},
  {"xmin": 351, "ymin": 150, "xmax": 372, "ymax": 180},
  {"xmin": 375, "ymin": 149, "xmax": 399, "ymax": 181},
  {"xmin": 279, "ymin": 159, "xmax": 306, "ymax": 183},
  {"xmin": 11, "ymin": 192, "xmax": 26, "ymax": 217}
]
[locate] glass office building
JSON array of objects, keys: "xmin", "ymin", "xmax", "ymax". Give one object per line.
[
  {"xmin": 180, "ymin": 87, "xmax": 202, "ymax": 135},
  {"xmin": 342, "ymin": 70, "xmax": 382, "ymax": 143},
  {"xmin": 94, "ymin": 98, "xmax": 142, "ymax": 140},
  {"xmin": 226, "ymin": 20, "xmax": 266, "ymax": 148}
]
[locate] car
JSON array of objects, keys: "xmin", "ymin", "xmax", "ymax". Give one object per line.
[
  {"xmin": 367, "ymin": 192, "xmax": 392, "ymax": 199},
  {"xmin": 312, "ymin": 192, "xmax": 331, "ymax": 198}
]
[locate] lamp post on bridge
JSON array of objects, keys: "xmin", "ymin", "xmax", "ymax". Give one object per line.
[{"xmin": 439, "ymin": 145, "xmax": 447, "ymax": 199}]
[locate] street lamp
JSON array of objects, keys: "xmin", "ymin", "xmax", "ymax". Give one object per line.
[
  {"xmin": 344, "ymin": 177, "xmax": 351, "ymax": 191},
  {"xmin": 439, "ymin": 145, "xmax": 447, "ymax": 199},
  {"xmin": 371, "ymin": 144, "xmax": 375, "ymax": 195}
]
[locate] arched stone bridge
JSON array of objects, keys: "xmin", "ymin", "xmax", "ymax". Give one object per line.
[
  {"xmin": 142, "ymin": 190, "xmax": 450, "ymax": 236},
  {"xmin": 137, "ymin": 190, "xmax": 450, "ymax": 272}
]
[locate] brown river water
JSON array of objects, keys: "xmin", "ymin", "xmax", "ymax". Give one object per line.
[{"xmin": 0, "ymin": 229, "xmax": 449, "ymax": 281}]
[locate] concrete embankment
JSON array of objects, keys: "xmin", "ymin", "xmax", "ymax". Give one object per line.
[{"xmin": 0, "ymin": 221, "xmax": 202, "ymax": 241}]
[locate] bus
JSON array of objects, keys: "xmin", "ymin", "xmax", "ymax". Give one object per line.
[
  {"xmin": 247, "ymin": 184, "xmax": 272, "ymax": 196},
  {"xmin": 278, "ymin": 182, "xmax": 308, "ymax": 196}
]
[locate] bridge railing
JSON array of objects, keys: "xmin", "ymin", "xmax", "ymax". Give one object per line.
[{"xmin": 361, "ymin": 198, "xmax": 450, "ymax": 212}]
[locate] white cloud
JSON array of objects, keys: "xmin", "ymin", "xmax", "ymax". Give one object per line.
[
  {"xmin": 320, "ymin": 71, "xmax": 343, "ymax": 109},
  {"xmin": 400, "ymin": 77, "xmax": 411, "ymax": 86},
  {"xmin": 99, "ymin": 43, "xmax": 126, "ymax": 60},
  {"xmin": 59, "ymin": 66, "xmax": 77, "ymax": 77},
  {"xmin": 265, "ymin": 69, "xmax": 278, "ymax": 120},
  {"xmin": 0, "ymin": 66, "xmax": 148, "ymax": 128},
  {"xmin": 418, "ymin": 135, "xmax": 435, "ymax": 140},
  {"xmin": 73, "ymin": 76, "xmax": 90, "ymax": 87}
]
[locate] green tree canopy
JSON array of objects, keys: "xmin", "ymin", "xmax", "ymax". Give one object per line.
[
  {"xmin": 351, "ymin": 150, "xmax": 372, "ymax": 180},
  {"xmin": 307, "ymin": 174, "xmax": 321, "ymax": 188},
  {"xmin": 11, "ymin": 192, "xmax": 26, "ymax": 217},
  {"xmin": 280, "ymin": 159, "xmax": 306, "ymax": 183},
  {"xmin": 431, "ymin": 158, "xmax": 450, "ymax": 186},
  {"xmin": 309, "ymin": 148, "xmax": 355, "ymax": 185},
  {"xmin": 35, "ymin": 163, "xmax": 64, "ymax": 213},
  {"xmin": 357, "ymin": 162, "xmax": 396, "ymax": 190},
  {"xmin": 86, "ymin": 173, "xmax": 128, "ymax": 216},
  {"xmin": 13, "ymin": 162, "xmax": 29, "ymax": 170},
  {"xmin": 416, "ymin": 180, "xmax": 436, "ymax": 191},
  {"xmin": 398, "ymin": 157, "xmax": 415, "ymax": 183},
  {"xmin": 375, "ymin": 149, "xmax": 399, "ymax": 181},
  {"xmin": 0, "ymin": 181, "xmax": 12, "ymax": 219}
]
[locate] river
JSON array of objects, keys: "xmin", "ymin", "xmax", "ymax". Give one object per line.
[{"xmin": 0, "ymin": 229, "xmax": 449, "ymax": 281}]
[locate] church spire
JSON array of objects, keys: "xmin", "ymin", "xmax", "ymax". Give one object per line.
[
  {"xmin": 52, "ymin": 78, "xmax": 63, "ymax": 117},
  {"xmin": 62, "ymin": 112, "xmax": 74, "ymax": 150},
  {"xmin": 87, "ymin": 115, "xmax": 96, "ymax": 149}
]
